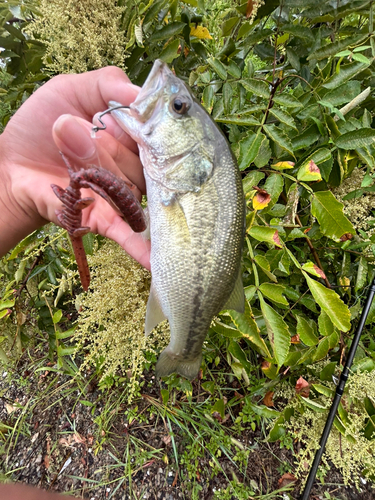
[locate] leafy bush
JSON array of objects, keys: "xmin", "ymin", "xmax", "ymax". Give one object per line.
[{"xmin": 2, "ymin": 0, "xmax": 375, "ymax": 488}]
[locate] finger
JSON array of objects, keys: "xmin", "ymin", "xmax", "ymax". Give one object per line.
[
  {"xmin": 53, "ymin": 114, "xmax": 146, "ymax": 195},
  {"xmin": 56, "ymin": 66, "xmax": 141, "ymax": 121},
  {"xmin": 99, "ymin": 216, "xmax": 151, "ymax": 271},
  {"xmin": 92, "ymin": 112, "xmax": 139, "ymax": 155}
]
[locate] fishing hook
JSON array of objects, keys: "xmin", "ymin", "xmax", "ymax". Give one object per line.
[{"xmin": 92, "ymin": 105, "xmax": 130, "ymax": 133}]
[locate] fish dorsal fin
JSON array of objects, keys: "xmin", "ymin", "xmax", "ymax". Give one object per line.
[
  {"xmin": 223, "ymin": 268, "xmax": 245, "ymax": 313},
  {"xmin": 145, "ymin": 283, "xmax": 167, "ymax": 336}
]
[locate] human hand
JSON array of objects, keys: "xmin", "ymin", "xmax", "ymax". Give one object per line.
[
  {"xmin": 0, "ymin": 484, "xmax": 76, "ymax": 500},
  {"xmin": 0, "ymin": 67, "xmax": 150, "ymax": 269}
]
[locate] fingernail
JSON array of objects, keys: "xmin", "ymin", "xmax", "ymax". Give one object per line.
[{"xmin": 54, "ymin": 114, "xmax": 96, "ymax": 159}]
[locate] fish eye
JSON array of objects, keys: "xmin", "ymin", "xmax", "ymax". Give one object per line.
[{"xmin": 171, "ymin": 97, "xmax": 190, "ymax": 115}]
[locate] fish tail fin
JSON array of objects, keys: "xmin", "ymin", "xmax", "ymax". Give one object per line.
[{"xmin": 155, "ymin": 348, "xmax": 202, "ymax": 381}]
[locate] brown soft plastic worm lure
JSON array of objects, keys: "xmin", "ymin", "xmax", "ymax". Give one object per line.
[{"xmin": 51, "ymin": 154, "xmax": 146, "ymax": 291}]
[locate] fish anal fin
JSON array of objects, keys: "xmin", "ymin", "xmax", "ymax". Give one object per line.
[
  {"xmin": 223, "ymin": 268, "xmax": 245, "ymax": 313},
  {"xmin": 145, "ymin": 284, "xmax": 166, "ymax": 336}
]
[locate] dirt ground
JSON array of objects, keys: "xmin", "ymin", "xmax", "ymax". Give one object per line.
[{"xmin": 1, "ymin": 354, "xmax": 375, "ymax": 500}]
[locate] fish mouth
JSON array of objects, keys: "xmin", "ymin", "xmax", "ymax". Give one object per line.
[{"xmin": 130, "ymin": 59, "xmax": 171, "ymax": 122}]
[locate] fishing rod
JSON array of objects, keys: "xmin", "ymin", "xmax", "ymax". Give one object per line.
[{"xmin": 301, "ymin": 275, "xmax": 375, "ymax": 499}]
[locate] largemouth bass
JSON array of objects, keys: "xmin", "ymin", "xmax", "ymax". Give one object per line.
[{"xmin": 110, "ymin": 60, "xmax": 245, "ymax": 380}]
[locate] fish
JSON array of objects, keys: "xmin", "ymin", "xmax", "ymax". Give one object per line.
[{"xmin": 110, "ymin": 59, "xmax": 245, "ymax": 380}]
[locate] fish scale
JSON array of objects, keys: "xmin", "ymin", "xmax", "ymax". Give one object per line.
[{"xmin": 110, "ymin": 59, "xmax": 245, "ymax": 380}]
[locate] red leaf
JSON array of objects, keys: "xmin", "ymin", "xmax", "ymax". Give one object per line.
[{"xmin": 295, "ymin": 376, "xmax": 310, "ymax": 397}]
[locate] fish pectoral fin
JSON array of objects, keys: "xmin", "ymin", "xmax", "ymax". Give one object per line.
[
  {"xmin": 223, "ymin": 268, "xmax": 245, "ymax": 313},
  {"xmin": 145, "ymin": 284, "xmax": 167, "ymax": 335}
]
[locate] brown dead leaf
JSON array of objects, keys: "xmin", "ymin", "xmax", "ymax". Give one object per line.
[
  {"xmin": 172, "ymin": 470, "xmax": 179, "ymax": 487},
  {"xmin": 162, "ymin": 434, "xmax": 172, "ymax": 446},
  {"xmin": 340, "ymin": 233, "xmax": 353, "ymax": 242},
  {"xmin": 278, "ymin": 472, "xmax": 297, "ymax": 488},
  {"xmin": 263, "ymin": 391, "xmax": 274, "ymax": 408},
  {"xmin": 44, "ymin": 454, "xmax": 50, "ymax": 469},
  {"xmin": 74, "ymin": 432, "xmax": 86, "ymax": 444},
  {"xmin": 295, "ymin": 376, "xmax": 310, "ymax": 397},
  {"xmin": 246, "ymin": 0, "xmax": 254, "ymax": 18},
  {"xmin": 5, "ymin": 403, "xmax": 16, "ymax": 414}
]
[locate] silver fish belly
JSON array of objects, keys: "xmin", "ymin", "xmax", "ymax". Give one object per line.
[{"xmin": 110, "ymin": 60, "xmax": 245, "ymax": 380}]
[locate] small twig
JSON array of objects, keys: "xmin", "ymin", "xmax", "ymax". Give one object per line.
[
  {"xmin": 334, "ymin": 87, "xmax": 371, "ymax": 121},
  {"xmin": 15, "ymin": 251, "xmax": 43, "ymax": 299}
]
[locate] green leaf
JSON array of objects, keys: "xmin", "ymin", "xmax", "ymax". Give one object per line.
[
  {"xmin": 159, "ymin": 39, "xmax": 180, "ymax": 63},
  {"xmin": 8, "ymin": 229, "xmax": 45, "ymax": 260},
  {"xmin": 318, "ymin": 311, "xmax": 334, "ymax": 337},
  {"xmin": 226, "ymin": 60, "xmax": 242, "ymax": 79},
  {"xmin": 161, "ymin": 388, "xmax": 169, "ymax": 404},
  {"xmin": 221, "ymin": 16, "xmax": 239, "ymax": 36},
  {"xmin": 249, "ymin": 226, "xmax": 283, "ymax": 247},
  {"xmin": 263, "ymin": 173, "xmax": 284, "ymax": 212},
  {"xmin": 254, "ymin": 136, "xmax": 272, "ymax": 168},
  {"xmin": 269, "ymin": 107, "xmax": 297, "ymax": 130},
  {"xmin": 216, "ymin": 115, "xmax": 260, "ymax": 126},
  {"xmin": 82, "ymin": 232, "xmax": 95, "ymax": 256},
  {"xmin": 296, "ymin": 315, "xmax": 319, "ymax": 346},
  {"xmin": 323, "ymin": 81, "xmax": 361, "ymax": 106},
  {"xmin": 242, "ymin": 170, "xmax": 265, "ymax": 195},
  {"xmin": 149, "ymin": 22, "xmax": 186, "ymax": 42},
  {"xmin": 207, "ymin": 57, "xmax": 227, "ymax": 80},
  {"xmin": 238, "ymin": 132, "xmax": 264, "ymax": 170},
  {"xmin": 297, "ymin": 160, "xmax": 322, "ymax": 182},
  {"xmin": 202, "ymin": 85, "xmax": 214, "ymax": 113},
  {"xmin": 301, "ymin": 261, "xmax": 326, "ymax": 280},
  {"xmin": 222, "ymin": 82, "xmax": 233, "ymax": 115},
  {"xmin": 311, "ymin": 191, "xmax": 355, "ymax": 241},
  {"xmin": 211, "ymin": 321, "xmax": 242, "ymax": 339},
  {"xmin": 335, "ymin": 128, "xmax": 375, "ymax": 149},
  {"xmin": 53, "ymin": 309, "xmax": 63, "ymax": 324},
  {"xmin": 304, "ymin": 273, "xmax": 351, "ymax": 332},
  {"xmin": 241, "ymin": 78, "xmax": 270, "ymax": 98},
  {"xmin": 259, "ymin": 283, "xmax": 288, "ymax": 306},
  {"xmin": 352, "ymin": 53, "xmax": 371, "ymax": 64},
  {"xmin": 0, "ymin": 299, "xmax": 15, "ymax": 311},
  {"xmin": 228, "ymin": 302, "xmax": 271, "ymax": 357},
  {"xmin": 273, "ymin": 93, "xmax": 302, "ymax": 108},
  {"xmin": 211, "ymin": 398, "xmax": 225, "ymax": 418},
  {"xmin": 312, "ymin": 337, "xmax": 330, "ymax": 362},
  {"xmin": 291, "ymin": 125, "xmax": 320, "ymax": 151},
  {"xmin": 263, "ymin": 124, "xmax": 294, "ymax": 157},
  {"xmin": 300, "ymin": 396, "xmax": 328, "ymax": 413},
  {"xmin": 259, "ymin": 295, "xmax": 290, "ymax": 368},
  {"xmin": 228, "ymin": 340, "xmax": 251, "ymax": 372},
  {"xmin": 282, "ymin": 23, "xmax": 315, "ymax": 42},
  {"xmin": 308, "ymin": 34, "xmax": 368, "ymax": 61},
  {"xmin": 244, "ymin": 400, "xmax": 280, "ymax": 418},
  {"xmin": 56, "ymin": 326, "xmax": 77, "ymax": 340},
  {"xmin": 253, "ymin": 255, "xmax": 278, "ymax": 282},
  {"xmin": 355, "ymin": 256, "xmax": 368, "ymax": 292},
  {"xmin": 57, "ymin": 345, "xmax": 76, "ymax": 357},
  {"xmin": 323, "ymin": 61, "xmax": 371, "ymax": 89}
]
